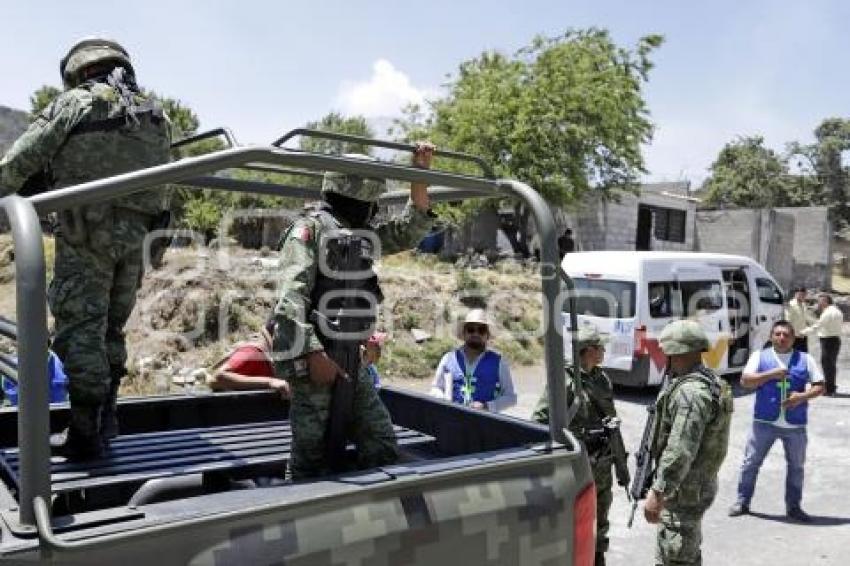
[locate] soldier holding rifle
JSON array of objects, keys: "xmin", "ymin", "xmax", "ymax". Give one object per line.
[{"xmin": 533, "ymin": 326, "xmax": 630, "ymax": 566}]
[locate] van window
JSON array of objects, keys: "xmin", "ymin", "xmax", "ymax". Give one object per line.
[
  {"xmin": 649, "ymin": 280, "xmax": 723, "ymax": 318},
  {"xmin": 563, "ymin": 278, "xmax": 636, "ymax": 318},
  {"xmin": 756, "ymin": 278, "xmax": 783, "ymax": 304}
]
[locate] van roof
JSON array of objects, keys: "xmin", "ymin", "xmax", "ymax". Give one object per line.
[{"xmin": 563, "ymin": 251, "xmax": 764, "ymax": 278}]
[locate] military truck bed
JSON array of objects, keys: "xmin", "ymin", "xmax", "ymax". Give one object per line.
[
  {"xmin": 0, "ymin": 386, "xmax": 590, "ymax": 564},
  {"xmin": 0, "ymin": 420, "xmax": 434, "ymax": 497}
]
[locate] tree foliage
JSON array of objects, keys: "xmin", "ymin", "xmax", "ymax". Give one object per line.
[
  {"xmin": 393, "ymin": 29, "xmax": 663, "ymax": 209},
  {"xmin": 704, "ymin": 119, "xmax": 850, "ymax": 228},
  {"xmin": 702, "ymin": 136, "xmax": 803, "ymax": 208},
  {"xmin": 788, "ymin": 118, "xmax": 850, "ymax": 227},
  {"xmin": 300, "ymin": 112, "xmax": 375, "ymax": 155},
  {"xmin": 28, "ymin": 85, "xmax": 61, "ymax": 120}
]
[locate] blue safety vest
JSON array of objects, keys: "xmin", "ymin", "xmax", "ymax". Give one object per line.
[
  {"xmin": 447, "ymin": 349, "xmax": 502, "ymax": 406},
  {"xmin": 754, "ymin": 348, "xmax": 809, "ymax": 425}
]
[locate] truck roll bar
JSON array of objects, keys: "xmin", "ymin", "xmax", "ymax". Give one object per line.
[{"xmin": 1, "ymin": 137, "xmax": 577, "ymax": 533}]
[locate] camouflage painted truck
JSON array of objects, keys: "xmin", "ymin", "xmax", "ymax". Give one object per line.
[{"xmin": 0, "ymin": 129, "xmax": 594, "ymax": 565}]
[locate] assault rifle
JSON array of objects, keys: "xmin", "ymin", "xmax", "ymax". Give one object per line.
[
  {"xmin": 627, "ymin": 402, "xmax": 657, "ymax": 527},
  {"xmin": 580, "ymin": 416, "xmax": 631, "ymax": 492},
  {"xmin": 322, "ymin": 233, "xmax": 366, "ymax": 472}
]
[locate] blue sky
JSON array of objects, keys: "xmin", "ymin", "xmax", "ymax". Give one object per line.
[{"xmin": 1, "ymin": 0, "xmax": 848, "ymax": 184}]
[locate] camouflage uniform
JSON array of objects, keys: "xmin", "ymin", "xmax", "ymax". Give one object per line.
[
  {"xmin": 274, "ymin": 163, "xmax": 432, "ymax": 479},
  {"xmin": 532, "ymin": 328, "xmax": 623, "ymax": 565},
  {"xmin": 652, "ymin": 321, "xmax": 733, "ymax": 566},
  {"xmin": 0, "ymin": 38, "xmax": 171, "ymax": 457}
]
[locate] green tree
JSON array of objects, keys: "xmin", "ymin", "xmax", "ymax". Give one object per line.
[
  {"xmin": 300, "ymin": 112, "xmax": 375, "ymax": 155},
  {"xmin": 28, "ymin": 85, "xmax": 61, "ymax": 120},
  {"xmin": 702, "ymin": 136, "xmax": 802, "ymax": 208},
  {"xmin": 392, "ymin": 29, "xmax": 662, "ymax": 240},
  {"xmin": 788, "ymin": 118, "xmax": 850, "ymax": 227}
]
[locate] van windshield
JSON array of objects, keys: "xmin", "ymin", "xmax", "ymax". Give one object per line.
[{"xmin": 563, "ymin": 278, "xmax": 636, "ymax": 318}]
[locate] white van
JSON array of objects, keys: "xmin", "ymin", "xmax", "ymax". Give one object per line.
[{"xmin": 561, "ymin": 251, "xmax": 786, "ymax": 387}]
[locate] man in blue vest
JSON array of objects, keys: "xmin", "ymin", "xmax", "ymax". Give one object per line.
[
  {"xmin": 729, "ymin": 319, "xmax": 825, "ymax": 522},
  {"xmin": 430, "ymin": 309, "xmax": 517, "ymax": 412}
]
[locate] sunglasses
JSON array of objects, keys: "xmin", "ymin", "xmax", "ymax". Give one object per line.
[{"xmin": 464, "ymin": 324, "xmax": 489, "ymax": 335}]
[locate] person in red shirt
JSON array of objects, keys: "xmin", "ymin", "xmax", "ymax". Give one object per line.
[{"xmin": 207, "ymin": 321, "xmax": 291, "ymax": 399}]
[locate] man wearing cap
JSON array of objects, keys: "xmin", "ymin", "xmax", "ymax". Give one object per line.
[
  {"xmin": 430, "ymin": 309, "xmax": 517, "ymax": 412},
  {"xmin": 273, "ymin": 144, "xmax": 435, "ymax": 479},
  {"xmin": 532, "ymin": 326, "xmax": 626, "ymax": 566},
  {"xmin": 784, "ymin": 286, "xmax": 815, "ymax": 352},
  {"xmin": 644, "ymin": 320, "xmax": 733, "ymax": 566},
  {"xmin": 729, "ymin": 320, "xmax": 824, "ymax": 521},
  {"xmin": 0, "ymin": 38, "xmax": 172, "ymax": 460}
]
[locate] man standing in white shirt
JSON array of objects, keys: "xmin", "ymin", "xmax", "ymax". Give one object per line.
[
  {"xmin": 729, "ymin": 320, "xmax": 824, "ymax": 522},
  {"xmin": 803, "ymin": 293, "xmax": 842, "ymax": 396},
  {"xmin": 784, "ymin": 286, "xmax": 815, "ymax": 352},
  {"xmin": 430, "ymin": 309, "xmax": 517, "ymax": 412}
]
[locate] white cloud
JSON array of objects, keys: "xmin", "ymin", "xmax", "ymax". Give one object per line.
[{"xmin": 334, "ymin": 59, "xmax": 436, "ymax": 117}]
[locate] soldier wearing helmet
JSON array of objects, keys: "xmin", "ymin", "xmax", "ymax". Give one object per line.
[
  {"xmin": 532, "ymin": 326, "xmax": 627, "ymax": 566},
  {"xmin": 643, "ymin": 320, "xmax": 733, "ymax": 565},
  {"xmin": 272, "ymin": 143, "xmax": 435, "ymax": 479},
  {"xmin": 0, "ymin": 37, "xmax": 172, "ymax": 460}
]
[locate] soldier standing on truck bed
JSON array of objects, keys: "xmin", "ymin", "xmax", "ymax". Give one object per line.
[
  {"xmin": 0, "ymin": 38, "xmax": 172, "ymax": 460},
  {"xmin": 272, "ymin": 144, "xmax": 434, "ymax": 479},
  {"xmin": 532, "ymin": 326, "xmax": 630, "ymax": 566},
  {"xmin": 644, "ymin": 320, "xmax": 733, "ymax": 566}
]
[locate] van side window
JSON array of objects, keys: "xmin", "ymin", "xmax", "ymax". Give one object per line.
[
  {"xmin": 649, "ymin": 280, "xmax": 722, "ymax": 318},
  {"xmin": 563, "ymin": 278, "xmax": 636, "ymax": 318},
  {"xmin": 649, "ymin": 283, "xmax": 673, "ymax": 318},
  {"xmin": 755, "ymin": 278, "xmax": 783, "ymax": 304}
]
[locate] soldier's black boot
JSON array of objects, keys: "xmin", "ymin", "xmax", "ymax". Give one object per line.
[
  {"xmin": 101, "ymin": 365, "xmax": 125, "ymax": 443},
  {"xmin": 51, "ymin": 405, "xmax": 104, "ymax": 461},
  {"xmin": 594, "ymin": 551, "xmax": 606, "ymax": 566}
]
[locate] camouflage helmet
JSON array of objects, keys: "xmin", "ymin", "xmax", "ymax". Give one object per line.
[
  {"xmin": 321, "ymin": 154, "xmax": 386, "ymax": 203},
  {"xmin": 575, "ymin": 326, "xmax": 608, "ymax": 351},
  {"xmin": 659, "ymin": 320, "xmax": 710, "ymax": 355},
  {"xmin": 60, "ymin": 37, "xmax": 133, "ymax": 89}
]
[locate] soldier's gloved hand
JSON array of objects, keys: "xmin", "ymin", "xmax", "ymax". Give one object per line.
[{"xmin": 306, "ymin": 351, "xmax": 345, "ymax": 386}]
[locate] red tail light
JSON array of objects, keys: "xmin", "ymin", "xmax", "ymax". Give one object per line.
[
  {"xmin": 634, "ymin": 325, "xmax": 648, "ymax": 356},
  {"xmin": 573, "ymin": 482, "xmax": 597, "ymax": 566}
]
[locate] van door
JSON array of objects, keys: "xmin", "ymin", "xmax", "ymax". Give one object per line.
[
  {"xmin": 644, "ymin": 264, "xmax": 729, "ymax": 377},
  {"xmin": 722, "ymin": 268, "xmax": 752, "ymax": 368},
  {"xmin": 749, "ymin": 271, "xmax": 785, "ymax": 350}
]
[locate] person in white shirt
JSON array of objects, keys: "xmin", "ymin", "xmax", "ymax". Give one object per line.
[
  {"xmin": 784, "ymin": 286, "xmax": 815, "ymax": 352},
  {"xmin": 429, "ymin": 309, "xmax": 517, "ymax": 412},
  {"xmin": 802, "ymin": 293, "xmax": 842, "ymax": 395},
  {"xmin": 729, "ymin": 320, "xmax": 824, "ymax": 522}
]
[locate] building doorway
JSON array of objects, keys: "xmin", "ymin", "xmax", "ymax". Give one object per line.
[{"xmin": 636, "ymin": 205, "xmax": 653, "ymax": 251}]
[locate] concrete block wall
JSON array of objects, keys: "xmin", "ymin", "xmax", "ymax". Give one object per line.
[
  {"xmin": 695, "ymin": 209, "xmax": 760, "ymax": 257},
  {"xmin": 775, "ymin": 206, "xmax": 832, "ymax": 289},
  {"xmin": 762, "ymin": 210, "xmax": 795, "ymax": 292},
  {"xmin": 602, "ymin": 195, "xmax": 641, "ymax": 250}
]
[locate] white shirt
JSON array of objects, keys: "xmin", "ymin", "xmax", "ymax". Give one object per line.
[
  {"xmin": 430, "ymin": 348, "xmax": 517, "ymax": 412},
  {"xmin": 743, "ymin": 347, "xmax": 823, "ymax": 428},
  {"xmin": 802, "ymin": 304, "xmax": 843, "ymax": 338},
  {"xmin": 784, "ymin": 298, "xmax": 815, "ymax": 335}
]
